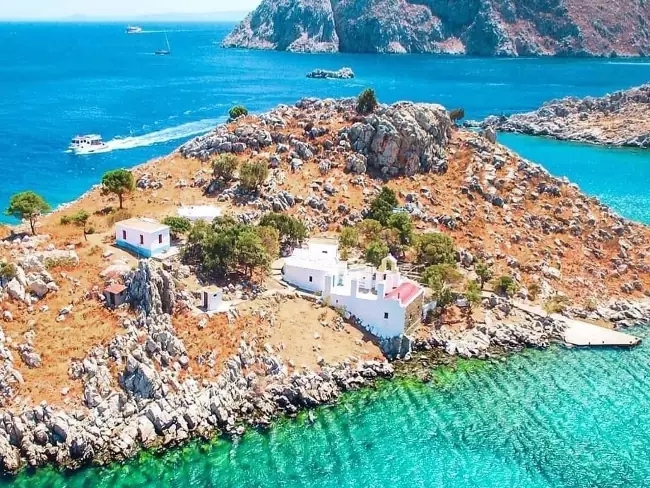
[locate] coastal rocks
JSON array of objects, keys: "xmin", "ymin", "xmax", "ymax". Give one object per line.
[
  {"xmin": 223, "ymin": 0, "xmax": 650, "ymax": 57},
  {"xmin": 476, "ymin": 84, "xmax": 650, "ymax": 148},
  {"xmin": 306, "ymin": 67, "xmax": 354, "ymax": 79},
  {"xmin": 381, "ymin": 335, "xmax": 412, "ymax": 360},
  {"xmin": 342, "ymin": 102, "xmax": 452, "ymax": 176}
]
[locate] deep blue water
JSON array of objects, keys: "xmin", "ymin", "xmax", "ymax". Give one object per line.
[{"xmin": 1, "ymin": 22, "xmax": 650, "ymax": 222}]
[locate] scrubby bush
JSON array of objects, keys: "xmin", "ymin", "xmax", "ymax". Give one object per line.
[
  {"xmin": 415, "ymin": 232, "xmax": 456, "ymax": 266},
  {"xmin": 475, "ymin": 260, "xmax": 493, "ymax": 290},
  {"xmin": 255, "ymin": 226, "xmax": 280, "ymax": 260},
  {"xmin": 449, "ymin": 108, "xmax": 465, "ymax": 122},
  {"xmin": 107, "ymin": 208, "xmax": 133, "ymax": 226},
  {"xmin": 366, "ymin": 187, "xmax": 398, "ymax": 225},
  {"xmin": 339, "ymin": 227, "xmax": 359, "ymax": 249},
  {"xmin": 212, "ymin": 154, "xmax": 239, "ymax": 182},
  {"xmin": 0, "ymin": 262, "xmax": 17, "ymax": 282},
  {"xmin": 60, "ymin": 215, "xmax": 72, "ymax": 225},
  {"xmin": 365, "ymin": 240, "xmax": 389, "ymax": 267},
  {"xmin": 493, "ymin": 275, "xmax": 518, "ymax": 297},
  {"xmin": 258, "ymin": 213, "xmax": 307, "ymax": 246},
  {"xmin": 357, "ymin": 88, "xmax": 378, "ymax": 115},
  {"xmin": 239, "ymin": 160, "xmax": 269, "ymax": 193},
  {"xmin": 386, "ymin": 212, "xmax": 413, "ymax": 246},
  {"xmin": 357, "ymin": 219, "xmax": 382, "ymax": 244},
  {"xmin": 544, "ymin": 294, "xmax": 571, "ymax": 315},
  {"xmin": 229, "ymin": 105, "xmax": 248, "ymax": 120},
  {"xmin": 422, "ymin": 263, "xmax": 462, "ymax": 288},
  {"xmin": 70, "ymin": 209, "xmax": 91, "ymax": 240},
  {"xmin": 163, "ymin": 216, "xmax": 192, "ymax": 238},
  {"xmin": 465, "ymin": 280, "xmax": 482, "ymax": 309}
]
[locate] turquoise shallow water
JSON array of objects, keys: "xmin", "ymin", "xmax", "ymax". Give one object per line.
[{"xmin": 4, "ymin": 326, "xmax": 650, "ymax": 488}]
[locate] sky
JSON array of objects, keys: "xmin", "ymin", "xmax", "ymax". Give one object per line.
[{"xmin": 0, "ymin": 0, "xmax": 262, "ymax": 20}]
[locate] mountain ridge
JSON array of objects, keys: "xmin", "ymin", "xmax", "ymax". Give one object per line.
[{"xmin": 223, "ymin": 0, "xmax": 650, "ymax": 56}]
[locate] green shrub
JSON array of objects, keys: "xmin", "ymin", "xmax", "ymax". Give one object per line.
[
  {"xmin": 366, "ymin": 187, "xmax": 398, "ymax": 225},
  {"xmin": 365, "ymin": 240, "xmax": 389, "ymax": 267},
  {"xmin": 465, "ymin": 280, "xmax": 482, "ymax": 309},
  {"xmin": 212, "ymin": 154, "xmax": 239, "ymax": 181},
  {"xmin": 544, "ymin": 294, "xmax": 571, "ymax": 315},
  {"xmin": 229, "ymin": 105, "xmax": 248, "ymax": 120},
  {"xmin": 239, "ymin": 160, "xmax": 269, "ymax": 193},
  {"xmin": 60, "ymin": 215, "xmax": 72, "ymax": 225},
  {"xmin": 339, "ymin": 227, "xmax": 359, "ymax": 249},
  {"xmin": 422, "ymin": 264, "xmax": 462, "ymax": 288},
  {"xmin": 493, "ymin": 275, "xmax": 518, "ymax": 297},
  {"xmin": 475, "ymin": 260, "xmax": 493, "ymax": 289},
  {"xmin": 0, "ymin": 262, "xmax": 17, "ymax": 281},
  {"xmin": 107, "ymin": 209, "xmax": 133, "ymax": 226},
  {"xmin": 163, "ymin": 216, "xmax": 192, "ymax": 238},
  {"xmin": 449, "ymin": 108, "xmax": 465, "ymax": 122},
  {"xmin": 258, "ymin": 213, "xmax": 307, "ymax": 246},
  {"xmin": 415, "ymin": 233, "xmax": 456, "ymax": 266},
  {"xmin": 357, "ymin": 88, "xmax": 378, "ymax": 115}
]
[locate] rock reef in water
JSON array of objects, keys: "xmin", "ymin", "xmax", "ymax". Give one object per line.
[
  {"xmin": 472, "ymin": 83, "xmax": 650, "ymax": 148},
  {"xmin": 222, "ymin": 0, "xmax": 650, "ymax": 57},
  {"xmin": 306, "ymin": 67, "xmax": 355, "ymax": 79}
]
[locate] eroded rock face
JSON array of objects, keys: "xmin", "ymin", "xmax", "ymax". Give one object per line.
[
  {"xmin": 223, "ymin": 0, "xmax": 650, "ymax": 56},
  {"xmin": 127, "ymin": 260, "xmax": 176, "ymax": 316},
  {"xmin": 342, "ymin": 102, "xmax": 452, "ymax": 176}
]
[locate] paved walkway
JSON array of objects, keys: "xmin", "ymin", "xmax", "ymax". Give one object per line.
[{"xmin": 511, "ymin": 301, "xmax": 641, "ymax": 347}]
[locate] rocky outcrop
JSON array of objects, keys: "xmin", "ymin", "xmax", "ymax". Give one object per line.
[
  {"xmin": 473, "ymin": 83, "xmax": 650, "ymax": 148},
  {"xmin": 306, "ymin": 67, "xmax": 354, "ymax": 79},
  {"xmin": 223, "ymin": 0, "xmax": 650, "ymax": 57},
  {"xmin": 127, "ymin": 260, "xmax": 176, "ymax": 316}
]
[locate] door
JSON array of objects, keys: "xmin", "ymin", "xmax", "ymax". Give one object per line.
[{"xmin": 203, "ymin": 292, "xmax": 208, "ymax": 309}]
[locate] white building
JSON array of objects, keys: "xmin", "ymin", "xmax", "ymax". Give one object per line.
[
  {"xmin": 202, "ymin": 286, "xmax": 223, "ymax": 312},
  {"xmin": 177, "ymin": 205, "xmax": 222, "ymax": 223},
  {"xmin": 282, "ymin": 242, "xmax": 424, "ymax": 338},
  {"xmin": 282, "ymin": 239, "xmax": 347, "ymax": 293},
  {"xmin": 115, "ymin": 218, "xmax": 171, "ymax": 258}
]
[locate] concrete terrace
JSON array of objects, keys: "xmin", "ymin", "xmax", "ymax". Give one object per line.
[{"xmin": 512, "ymin": 301, "xmax": 641, "ymax": 348}]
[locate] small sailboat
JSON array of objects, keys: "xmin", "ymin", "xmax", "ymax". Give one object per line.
[{"xmin": 155, "ymin": 33, "xmax": 172, "ymax": 56}]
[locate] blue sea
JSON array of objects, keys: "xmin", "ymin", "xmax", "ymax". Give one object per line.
[{"xmin": 2, "ymin": 22, "xmax": 650, "ymax": 487}]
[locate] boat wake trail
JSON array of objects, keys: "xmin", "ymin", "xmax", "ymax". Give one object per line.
[{"xmin": 103, "ymin": 119, "xmax": 219, "ymax": 153}]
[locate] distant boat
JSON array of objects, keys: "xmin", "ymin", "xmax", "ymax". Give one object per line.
[
  {"xmin": 155, "ymin": 33, "xmax": 172, "ymax": 56},
  {"xmin": 126, "ymin": 25, "xmax": 143, "ymax": 34},
  {"xmin": 69, "ymin": 135, "xmax": 109, "ymax": 155}
]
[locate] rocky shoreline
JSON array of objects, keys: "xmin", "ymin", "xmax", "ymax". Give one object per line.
[
  {"xmin": 471, "ymin": 84, "xmax": 650, "ymax": 148},
  {"xmin": 306, "ymin": 68, "xmax": 354, "ymax": 80}
]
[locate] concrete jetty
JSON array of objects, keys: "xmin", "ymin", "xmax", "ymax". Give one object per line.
[{"xmin": 511, "ymin": 301, "xmax": 641, "ymax": 348}]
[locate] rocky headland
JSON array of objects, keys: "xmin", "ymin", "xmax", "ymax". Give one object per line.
[
  {"xmin": 473, "ymin": 83, "xmax": 650, "ymax": 148},
  {"xmin": 223, "ymin": 0, "xmax": 650, "ymax": 56},
  {"xmin": 2, "ymin": 96, "xmax": 650, "ymax": 474}
]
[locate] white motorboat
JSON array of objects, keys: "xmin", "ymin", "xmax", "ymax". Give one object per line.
[
  {"xmin": 126, "ymin": 25, "xmax": 143, "ymax": 34},
  {"xmin": 69, "ymin": 135, "xmax": 109, "ymax": 155}
]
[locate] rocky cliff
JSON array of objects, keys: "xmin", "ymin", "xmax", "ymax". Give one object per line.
[
  {"xmin": 475, "ymin": 83, "xmax": 650, "ymax": 147},
  {"xmin": 223, "ymin": 0, "xmax": 650, "ymax": 56}
]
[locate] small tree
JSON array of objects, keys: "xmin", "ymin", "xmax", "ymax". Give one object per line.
[
  {"xmin": 422, "ymin": 263, "xmax": 462, "ymax": 288},
  {"xmin": 357, "ymin": 88, "xmax": 378, "ymax": 115},
  {"xmin": 70, "ymin": 209, "xmax": 91, "ymax": 241},
  {"xmin": 5, "ymin": 191, "xmax": 50, "ymax": 235},
  {"xmin": 366, "ymin": 187, "xmax": 398, "ymax": 225},
  {"xmin": 339, "ymin": 227, "xmax": 359, "ymax": 249},
  {"xmin": 229, "ymin": 105, "xmax": 248, "ymax": 120},
  {"xmin": 213, "ymin": 154, "xmax": 239, "ymax": 182},
  {"xmin": 386, "ymin": 212, "xmax": 413, "ymax": 246},
  {"xmin": 163, "ymin": 216, "xmax": 192, "ymax": 239},
  {"xmin": 239, "ymin": 160, "xmax": 269, "ymax": 193},
  {"xmin": 235, "ymin": 230, "xmax": 270, "ymax": 278},
  {"xmin": 475, "ymin": 260, "xmax": 493, "ymax": 290},
  {"xmin": 448, "ymin": 108, "xmax": 465, "ymax": 123},
  {"xmin": 101, "ymin": 169, "xmax": 135, "ymax": 209},
  {"xmin": 415, "ymin": 233, "xmax": 456, "ymax": 266},
  {"xmin": 258, "ymin": 213, "xmax": 307, "ymax": 246},
  {"xmin": 357, "ymin": 219, "xmax": 382, "ymax": 244},
  {"xmin": 0, "ymin": 262, "xmax": 17, "ymax": 286},
  {"xmin": 493, "ymin": 275, "xmax": 518, "ymax": 297},
  {"xmin": 465, "ymin": 280, "xmax": 482, "ymax": 310},
  {"xmin": 365, "ymin": 240, "xmax": 389, "ymax": 267},
  {"xmin": 255, "ymin": 225, "xmax": 280, "ymax": 260}
]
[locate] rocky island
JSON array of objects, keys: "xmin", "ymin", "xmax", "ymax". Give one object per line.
[
  {"xmin": 306, "ymin": 67, "xmax": 354, "ymax": 80},
  {"xmin": 1, "ymin": 94, "xmax": 650, "ymax": 474},
  {"xmin": 473, "ymin": 83, "xmax": 650, "ymax": 148},
  {"xmin": 223, "ymin": 0, "xmax": 650, "ymax": 56}
]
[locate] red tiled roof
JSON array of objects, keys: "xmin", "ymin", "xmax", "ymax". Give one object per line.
[
  {"xmin": 105, "ymin": 283, "xmax": 127, "ymax": 295},
  {"xmin": 385, "ymin": 281, "xmax": 422, "ymax": 306}
]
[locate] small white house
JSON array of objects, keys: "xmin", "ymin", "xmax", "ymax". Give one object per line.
[
  {"xmin": 115, "ymin": 218, "xmax": 171, "ymax": 258},
  {"xmin": 177, "ymin": 205, "xmax": 222, "ymax": 223},
  {"xmin": 202, "ymin": 286, "xmax": 223, "ymax": 312},
  {"xmin": 282, "ymin": 239, "xmax": 347, "ymax": 293},
  {"xmin": 282, "ymin": 245, "xmax": 424, "ymax": 338}
]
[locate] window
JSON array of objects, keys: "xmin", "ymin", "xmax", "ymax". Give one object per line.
[
  {"xmin": 384, "ymin": 312, "xmax": 389, "ymax": 319},
  {"xmin": 122, "ymin": 230, "xmax": 127, "ymax": 240},
  {"xmin": 140, "ymin": 235, "xmax": 144, "ymax": 245},
  {"xmin": 158, "ymin": 234, "xmax": 163, "ymax": 244},
  {"xmin": 309, "ymin": 276, "xmax": 313, "ymax": 283},
  {"xmin": 383, "ymin": 274, "xmax": 387, "ymax": 280}
]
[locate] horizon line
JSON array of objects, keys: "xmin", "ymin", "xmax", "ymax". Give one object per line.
[{"xmin": 0, "ymin": 11, "xmax": 248, "ymax": 22}]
